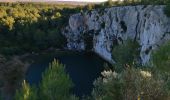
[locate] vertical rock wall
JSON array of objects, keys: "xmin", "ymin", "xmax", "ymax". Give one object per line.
[{"xmin": 62, "ymin": 5, "xmax": 170, "ymax": 64}]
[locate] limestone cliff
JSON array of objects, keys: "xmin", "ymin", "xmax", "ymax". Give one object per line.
[{"xmin": 62, "ymin": 5, "xmax": 170, "ymax": 64}]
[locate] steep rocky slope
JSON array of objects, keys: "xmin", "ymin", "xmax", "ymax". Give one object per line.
[{"xmin": 62, "ymin": 5, "xmax": 170, "ymax": 64}]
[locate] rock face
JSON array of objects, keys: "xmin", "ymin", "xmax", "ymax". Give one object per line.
[{"xmin": 62, "ymin": 5, "xmax": 170, "ymax": 64}]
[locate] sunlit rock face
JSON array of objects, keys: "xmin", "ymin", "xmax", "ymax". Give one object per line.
[{"xmin": 62, "ymin": 5, "xmax": 170, "ymax": 64}]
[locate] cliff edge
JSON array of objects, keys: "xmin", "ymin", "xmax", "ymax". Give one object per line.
[{"xmin": 63, "ymin": 5, "xmax": 170, "ymax": 64}]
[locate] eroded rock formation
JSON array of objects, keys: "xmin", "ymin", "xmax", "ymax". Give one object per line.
[{"xmin": 63, "ymin": 5, "xmax": 170, "ymax": 64}]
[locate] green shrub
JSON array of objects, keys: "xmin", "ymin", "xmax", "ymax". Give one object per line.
[
  {"xmin": 92, "ymin": 71, "xmax": 123, "ymax": 100},
  {"xmin": 39, "ymin": 59, "xmax": 75, "ymax": 100},
  {"xmin": 92, "ymin": 67, "xmax": 170, "ymax": 100},
  {"xmin": 14, "ymin": 59, "xmax": 79, "ymax": 100},
  {"xmin": 85, "ymin": 4, "xmax": 95, "ymax": 11},
  {"xmin": 0, "ymin": 47, "xmax": 22, "ymax": 55},
  {"xmin": 112, "ymin": 39, "xmax": 140, "ymax": 71},
  {"xmin": 0, "ymin": 3, "xmax": 76, "ymax": 55},
  {"xmin": 152, "ymin": 41, "xmax": 170, "ymax": 73},
  {"xmin": 164, "ymin": 3, "xmax": 170, "ymax": 17},
  {"xmin": 15, "ymin": 80, "xmax": 38, "ymax": 100}
]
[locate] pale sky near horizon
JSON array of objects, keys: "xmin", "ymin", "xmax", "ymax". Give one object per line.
[{"xmin": 57, "ymin": 0, "xmax": 108, "ymax": 2}]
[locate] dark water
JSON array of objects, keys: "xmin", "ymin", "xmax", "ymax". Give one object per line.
[{"xmin": 25, "ymin": 51, "xmax": 105, "ymax": 97}]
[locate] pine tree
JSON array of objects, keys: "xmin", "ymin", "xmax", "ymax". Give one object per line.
[
  {"xmin": 39, "ymin": 59, "xmax": 77, "ymax": 100},
  {"xmin": 14, "ymin": 80, "xmax": 37, "ymax": 100}
]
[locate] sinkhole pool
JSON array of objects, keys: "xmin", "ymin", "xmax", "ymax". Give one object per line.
[{"xmin": 25, "ymin": 51, "xmax": 106, "ymax": 97}]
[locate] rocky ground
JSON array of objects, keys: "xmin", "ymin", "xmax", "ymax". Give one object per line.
[{"xmin": 0, "ymin": 54, "xmax": 30, "ymax": 100}]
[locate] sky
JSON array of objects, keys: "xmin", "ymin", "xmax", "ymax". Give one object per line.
[
  {"xmin": 57, "ymin": 0, "xmax": 108, "ymax": 2},
  {"xmin": 0, "ymin": 0, "xmax": 111, "ymax": 3}
]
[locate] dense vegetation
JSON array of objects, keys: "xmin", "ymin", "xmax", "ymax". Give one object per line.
[
  {"xmin": 0, "ymin": 0, "xmax": 170, "ymax": 100},
  {"xmin": 84, "ymin": 0, "xmax": 170, "ymax": 10},
  {"xmin": 0, "ymin": 0, "xmax": 169, "ymax": 55},
  {"xmin": 84, "ymin": 0, "xmax": 170, "ymax": 18},
  {"xmin": 15, "ymin": 59, "xmax": 78, "ymax": 100},
  {"xmin": 13, "ymin": 40, "xmax": 170, "ymax": 100},
  {"xmin": 152, "ymin": 41, "xmax": 170, "ymax": 73},
  {"xmin": 0, "ymin": 3, "xmax": 83, "ymax": 55},
  {"xmin": 112, "ymin": 39, "xmax": 140, "ymax": 72},
  {"xmin": 92, "ymin": 67, "xmax": 170, "ymax": 100},
  {"xmin": 91, "ymin": 40, "xmax": 170, "ymax": 100}
]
